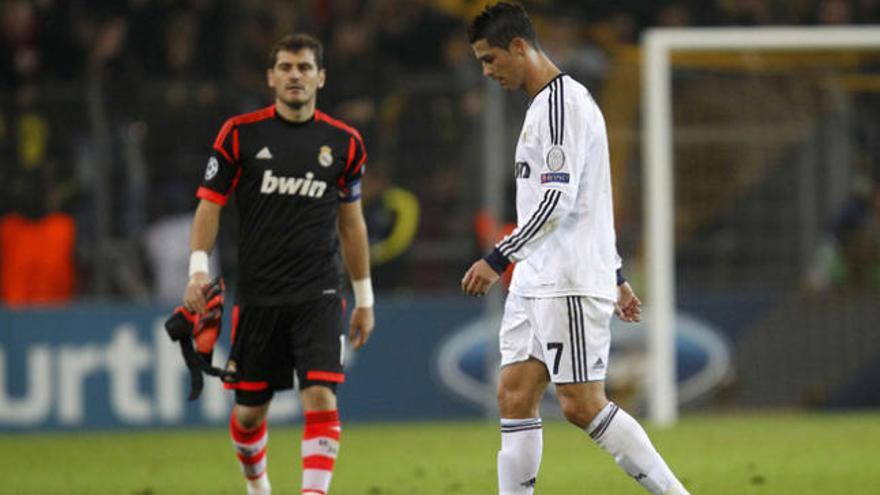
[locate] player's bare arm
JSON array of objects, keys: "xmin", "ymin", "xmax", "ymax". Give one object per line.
[
  {"xmin": 184, "ymin": 199, "xmax": 222, "ymax": 313},
  {"xmin": 615, "ymin": 281, "xmax": 642, "ymax": 323},
  {"xmin": 337, "ymin": 199, "xmax": 375, "ymax": 349},
  {"xmin": 461, "ymin": 259, "xmax": 500, "ymax": 297}
]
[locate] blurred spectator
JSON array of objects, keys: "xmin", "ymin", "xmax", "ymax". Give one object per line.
[
  {"xmin": 656, "ymin": 2, "xmax": 694, "ymax": 27},
  {"xmin": 308, "ymin": 0, "xmax": 365, "ymax": 41},
  {"xmin": 855, "ymin": 0, "xmax": 880, "ymax": 21},
  {"xmin": 323, "ymin": 18, "xmax": 383, "ymax": 142},
  {"xmin": 1, "ymin": 0, "xmax": 877, "ymax": 301},
  {"xmin": 1, "ymin": 84, "xmax": 76, "ymax": 217},
  {"xmin": 375, "ymin": 0, "xmax": 457, "ymax": 70},
  {"xmin": 144, "ymin": 212, "xmax": 220, "ymax": 305},
  {"xmin": 538, "ymin": 10, "xmax": 607, "ymax": 91},
  {"xmin": 717, "ymin": 0, "xmax": 774, "ymax": 25},
  {"xmin": 227, "ymin": 10, "xmax": 276, "ymax": 111},
  {"xmin": 137, "ymin": 3, "xmax": 229, "ymax": 224},
  {"xmin": 362, "ymin": 165, "xmax": 419, "ymax": 291},
  {"xmin": 0, "ymin": 211, "xmax": 76, "ymax": 306},
  {"xmin": 0, "ymin": 0, "xmax": 39, "ymax": 91},
  {"xmin": 816, "ymin": 0, "xmax": 853, "ymax": 24},
  {"xmin": 0, "ymin": 0, "xmax": 81, "ymax": 306},
  {"xmin": 0, "ymin": 67, "xmax": 79, "ymax": 307},
  {"xmin": 810, "ymin": 164, "xmax": 880, "ymax": 290}
]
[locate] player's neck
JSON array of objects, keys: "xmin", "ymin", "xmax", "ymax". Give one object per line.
[
  {"xmin": 275, "ymin": 99, "xmax": 316, "ymax": 123},
  {"xmin": 523, "ymin": 52, "xmax": 561, "ymax": 98}
]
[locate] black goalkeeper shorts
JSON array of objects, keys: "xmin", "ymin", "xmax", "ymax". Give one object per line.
[{"xmin": 224, "ymin": 294, "xmax": 346, "ymax": 406}]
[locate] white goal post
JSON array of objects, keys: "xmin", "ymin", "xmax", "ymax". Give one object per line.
[{"xmin": 641, "ymin": 26, "xmax": 880, "ymax": 426}]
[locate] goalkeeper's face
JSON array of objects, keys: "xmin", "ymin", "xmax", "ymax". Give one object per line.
[
  {"xmin": 267, "ymin": 49, "xmax": 326, "ymax": 109},
  {"xmin": 471, "ymin": 38, "xmax": 525, "ymax": 91}
]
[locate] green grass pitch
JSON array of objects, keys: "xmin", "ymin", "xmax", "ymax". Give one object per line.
[{"xmin": 2, "ymin": 411, "xmax": 878, "ymax": 494}]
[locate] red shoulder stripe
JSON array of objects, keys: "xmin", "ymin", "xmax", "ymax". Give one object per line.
[
  {"xmin": 212, "ymin": 105, "xmax": 276, "ymax": 156},
  {"xmin": 230, "ymin": 105, "xmax": 276, "ymax": 126},
  {"xmin": 232, "ymin": 128, "xmax": 240, "ymax": 161},
  {"xmin": 213, "ymin": 145, "xmax": 233, "ymax": 164},
  {"xmin": 350, "ymin": 149, "xmax": 366, "ymax": 175},
  {"xmin": 346, "ymin": 136, "xmax": 356, "ymax": 169},
  {"xmin": 315, "ymin": 109, "xmax": 367, "ymax": 178},
  {"xmin": 315, "ymin": 109, "xmax": 365, "ymax": 146},
  {"xmin": 229, "ymin": 165, "xmax": 243, "ymax": 194},
  {"xmin": 213, "ymin": 118, "xmax": 235, "ymax": 150}
]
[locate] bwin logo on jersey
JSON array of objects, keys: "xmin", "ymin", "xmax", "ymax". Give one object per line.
[
  {"xmin": 260, "ymin": 169, "xmax": 327, "ymax": 198},
  {"xmin": 515, "ymin": 161, "xmax": 531, "ymax": 179}
]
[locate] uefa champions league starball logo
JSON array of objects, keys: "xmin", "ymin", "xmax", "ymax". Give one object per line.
[{"xmin": 205, "ymin": 157, "xmax": 219, "ymax": 180}]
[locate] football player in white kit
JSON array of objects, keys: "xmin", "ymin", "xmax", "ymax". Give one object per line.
[{"xmin": 461, "ymin": 3, "xmax": 692, "ymax": 495}]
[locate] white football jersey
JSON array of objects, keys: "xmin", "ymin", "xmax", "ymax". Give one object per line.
[{"xmin": 494, "ymin": 73, "xmax": 621, "ymax": 301}]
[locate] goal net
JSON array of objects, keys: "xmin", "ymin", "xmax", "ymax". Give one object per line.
[{"xmin": 642, "ymin": 27, "xmax": 880, "ymax": 424}]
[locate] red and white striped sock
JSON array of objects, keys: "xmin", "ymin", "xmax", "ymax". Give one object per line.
[
  {"xmin": 301, "ymin": 410, "xmax": 341, "ymax": 495},
  {"xmin": 230, "ymin": 413, "xmax": 270, "ymax": 494}
]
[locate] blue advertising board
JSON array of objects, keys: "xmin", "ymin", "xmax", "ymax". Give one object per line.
[
  {"xmin": 1, "ymin": 295, "xmax": 735, "ymax": 432},
  {"xmin": 0, "ymin": 298, "xmax": 486, "ymax": 431}
]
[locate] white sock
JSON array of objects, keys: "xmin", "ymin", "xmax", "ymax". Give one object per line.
[
  {"xmin": 246, "ymin": 472, "xmax": 271, "ymax": 495},
  {"xmin": 587, "ymin": 403, "xmax": 688, "ymax": 495},
  {"xmin": 498, "ymin": 418, "xmax": 543, "ymax": 495}
]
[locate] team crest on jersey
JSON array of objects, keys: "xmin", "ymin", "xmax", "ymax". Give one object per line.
[
  {"xmin": 205, "ymin": 157, "xmax": 219, "ymax": 180},
  {"xmin": 545, "ymin": 146, "xmax": 565, "ymax": 171},
  {"xmin": 318, "ymin": 145, "xmax": 334, "ymax": 167}
]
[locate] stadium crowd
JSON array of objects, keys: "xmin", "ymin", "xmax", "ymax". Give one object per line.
[{"xmin": 1, "ymin": 0, "xmax": 878, "ymax": 304}]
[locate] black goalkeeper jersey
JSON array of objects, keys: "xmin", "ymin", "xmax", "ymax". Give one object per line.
[{"xmin": 197, "ymin": 105, "xmax": 366, "ymax": 306}]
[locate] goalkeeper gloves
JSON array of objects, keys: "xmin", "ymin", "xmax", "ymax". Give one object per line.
[
  {"xmin": 193, "ymin": 277, "xmax": 224, "ymax": 363},
  {"xmin": 165, "ymin": 277, "xmax": 235, "ymax": 400}
]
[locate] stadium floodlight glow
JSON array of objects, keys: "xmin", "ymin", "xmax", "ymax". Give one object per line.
[{"xmin": 641, "ymin": 26, "xmax": 880, "ymax": 426}]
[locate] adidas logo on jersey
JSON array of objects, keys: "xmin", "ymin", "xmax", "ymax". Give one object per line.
[
  {"xmin": 260, "ymin": 169, "xmax": 327, "ymax": 198},
  {"xmin": 256, "ymin": 146, "xmax": 273, "ymax": 160}
]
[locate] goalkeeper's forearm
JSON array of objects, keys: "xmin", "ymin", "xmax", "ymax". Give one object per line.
[
  {"xmin": 337, "ymin": 201, "xmax": 373, "ymax": 308},
  {"xmin": 189, "ymin": 200, "xmax": 222, "ymax": 276}
]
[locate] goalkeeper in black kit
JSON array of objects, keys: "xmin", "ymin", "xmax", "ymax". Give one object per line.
[{"xmin": 180, "ymin": 34, "xmax": 374, "ymax": 495}]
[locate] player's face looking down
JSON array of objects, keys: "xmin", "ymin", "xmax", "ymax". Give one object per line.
[
  {"xmin": 471, "ymin": 38, "xmax": 526, "ymax": 91},
  {"xmin": 267, "ymin": 49, "xmax": 326, "ymax": 109}
]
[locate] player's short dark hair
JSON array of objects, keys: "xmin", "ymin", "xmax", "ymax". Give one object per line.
[
  {"xmin": 268, "ymin": 33, "xmax": 324, "ymax": 69},
  {"xmin": 468, "ymin": 2, "xmax": 538, "ymax": 49}
]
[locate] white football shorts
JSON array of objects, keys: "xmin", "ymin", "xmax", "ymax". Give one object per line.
[{"xmin": 499, "ymin": 293, "xmax": 614, "ymax": 383}]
